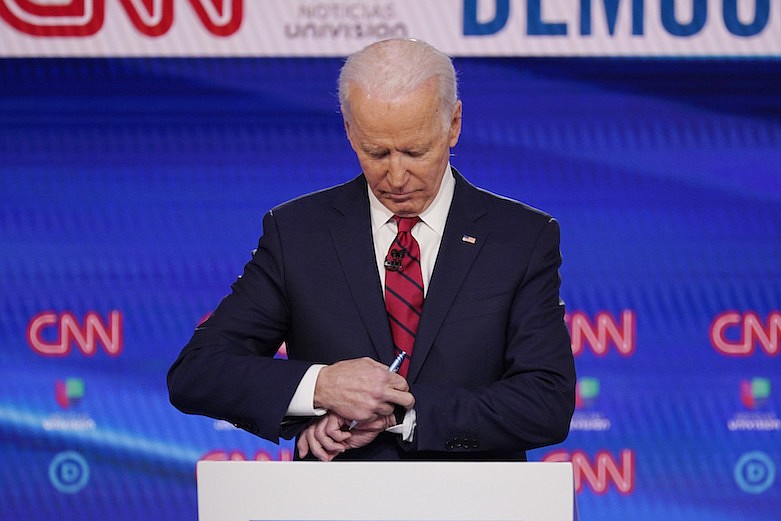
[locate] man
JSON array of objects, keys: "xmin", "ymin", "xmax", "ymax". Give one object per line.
[{"xmin": 167, "ymin": 38, "xmax": 575, "ymax": 461}]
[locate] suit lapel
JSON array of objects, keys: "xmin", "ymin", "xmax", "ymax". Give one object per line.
[
  {"xmin": 328, "ymin": 176, "xmax": 396, "ymax": 364},
  {"xmin": 408, "ymin": 171, "xmax": 488, "ymax": 381}
]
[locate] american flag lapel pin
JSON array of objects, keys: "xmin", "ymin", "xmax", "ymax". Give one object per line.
[{"xmin": 461, "ymin": 234, "xmax": 477, "ymax": 245}]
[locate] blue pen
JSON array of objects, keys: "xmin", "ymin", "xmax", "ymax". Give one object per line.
[
  {"xmin": 387, "ymin": 351, "xmax": 407, "ymax": 373},
  {"xmin": 348, "ymin": 351, "xmax": 406, "ymax": 430}
]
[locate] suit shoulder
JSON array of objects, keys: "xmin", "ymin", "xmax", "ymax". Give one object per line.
[
  {"xmin": 472, "ymin": 184, "xmax": 556, "ymax": 227},
  {"xmin": 269, "ymin": 175, "xmax": 364, "ymax": 219}
]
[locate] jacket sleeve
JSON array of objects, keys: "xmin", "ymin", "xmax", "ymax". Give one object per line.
[{"xmin": 167, "ymin": 210, "xmax": 313, "ymax": 442}]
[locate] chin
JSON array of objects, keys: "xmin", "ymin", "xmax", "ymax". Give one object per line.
[
  {"xmin": 389, "ymin": 205, "xmax": 421, "ymax": 218},
  {"xmin": 379, "ymin": 192, "xmax": 430, "ymax": 217}
]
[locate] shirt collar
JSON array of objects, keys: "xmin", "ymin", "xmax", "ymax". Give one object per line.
[{"xmin": 368, "ymin": 163, "xmax": 455, "ymax": 235}]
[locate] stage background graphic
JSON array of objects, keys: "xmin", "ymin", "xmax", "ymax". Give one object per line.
[{"xmin": 1, "ymin": 3, "xmax": 781, "ymax": 520}]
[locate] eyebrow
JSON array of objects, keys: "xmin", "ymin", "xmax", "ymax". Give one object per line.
[{"xmin": 362, "ymin": 141, "xmax": 432, "ymax": 154}]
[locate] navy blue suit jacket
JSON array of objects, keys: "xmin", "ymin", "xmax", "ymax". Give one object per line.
[{"xmin": 168, "ymin": 169, "xmax": 575, "ymax": 460}]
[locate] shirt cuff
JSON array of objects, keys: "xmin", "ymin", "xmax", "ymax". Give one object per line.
[
  {"xmin": 285, "ymin": 364, "xmax": 327, "ymax": 416},
  {"xmin": 386, "ymin": 408, "xmax": 416, "ymax": 442}
]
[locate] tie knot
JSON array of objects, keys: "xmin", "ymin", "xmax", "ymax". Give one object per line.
[{"xmin": 394, "ymin": 216, "xmax": 419, "ymax": 234}]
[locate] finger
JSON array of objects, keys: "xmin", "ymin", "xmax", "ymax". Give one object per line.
[
  {"xmin": 353, "ymin": 416, "xmax": 390, "ymax": 432},
  {"xmin": 347, "ymin": 407, "xmax": 382, "ymax": 433},
  {"xmin": 323, "ymin": 415, "xmax": 351, "ymax": 442},
  {"xmin": 314, "ymin": 419, "xmax": 346, "ymax": 453},
  {"xmin": 319, "ymin": 415, "xmax": 353, "ymax": 454},
  {"xmin": 296, "ymin": 433, "xmax": 310, "ymax": 459},
  {"xmin": 383, "ymin": 388, "xmax": 415, "ymax": 410},
  {"xmin": 302, "ymin": 423, "xmax": 332, "ymax": 462},
  {"xmin": 386, "ymin": 372, "xmax": 410, "ymax": 392},
  {"xmin": 360, "ymin": 356, "xmax": 393, "ymax": 369},
  {"xmin": 307, "ymin": 430, "xmax": 332, "ymax": 462},
  {"xmin": 328, "ymin": 428, "xmax": 350, "ymax": 442}
]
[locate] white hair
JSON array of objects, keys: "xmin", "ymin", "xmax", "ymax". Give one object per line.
[{"xmin": 338, "ymin": 38, "xmax": 459, "ymax": 129}]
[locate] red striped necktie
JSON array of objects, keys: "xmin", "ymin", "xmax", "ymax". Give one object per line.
[{"xmin": 384, "ymin": 216, "xmax": 424, "ymax": 377}]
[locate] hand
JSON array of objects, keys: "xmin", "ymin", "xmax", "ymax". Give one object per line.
[
  {"xmin": 296, "ymin": 413, "xmax": 349, "ymax": 462},
  {"xmin": 297, "ymin": 412, "xmax": 396, "ymax": 461},
  {"xmin": 313, "ymin": 357, "xmax": 415, "ymax": 423},
  {"xmin": 344, "ymin": 414, "xmax": 396, "ymax": 449}
]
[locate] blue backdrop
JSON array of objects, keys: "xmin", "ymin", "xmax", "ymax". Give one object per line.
[{"xmin": 1, "ymin": 57, "xmax": 780, "ymax": 519}]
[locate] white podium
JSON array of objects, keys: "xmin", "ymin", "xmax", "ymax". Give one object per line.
[{"xmin": 197, "ymin": 461, "xmax": 577, "ymax": 521}]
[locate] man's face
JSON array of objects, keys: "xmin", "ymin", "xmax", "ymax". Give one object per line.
[{"xmin": 344, "ymin": 80, "xmax": 462, "ymax": 217}]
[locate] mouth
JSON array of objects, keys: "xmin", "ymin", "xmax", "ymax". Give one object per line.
[
  {"xmin": 377, "ymin": 191, "xmax": 423, "ymax": 216},
  {"xmin": 385, "ymin": 194, "xmax": 412, "ymax": 201},
  {"xmin": 382, "ymin": 190, "xmax": 418, "ymax": 201}
]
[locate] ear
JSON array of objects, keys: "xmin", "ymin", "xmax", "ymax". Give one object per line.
[
  {"xmin": 341, "ymin": 104, "xmax": 352, "ymax": 132},
  {"xmin": 343, "ymin": 114, "xmax": 357, "ymax": 151},
  {"xmin": 448, "ymin": 100, "xmax": 463, "ymax": 148}
]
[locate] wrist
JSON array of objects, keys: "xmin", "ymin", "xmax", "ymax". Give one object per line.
[{"xmin": 312, "ymin": 364, "xmax": 331, "ymax": 410}]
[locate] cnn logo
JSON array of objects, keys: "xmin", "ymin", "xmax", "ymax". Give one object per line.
[
  {"xmin": 0, "ymin": 0, "xmax": 242, "ymax": 37},
  {"xmin": 566, "ymin": 310, "xmax": 636, "ymax": 356},
  {"xmin": 201, "ymin": 449, "xmax": 294, "ymax": 462},
  {"xmin": 711, "ymin": 311, "xmax": 780, "ymax": 356},
  {"xmin": 544, "ymin": 449, "xmax": 635, "ymax": 494},
  {"xmin": 27, "ymin": 310, "xmax": 123, "ymax": 357}
]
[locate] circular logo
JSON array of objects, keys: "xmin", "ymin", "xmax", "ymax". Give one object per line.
[
  {"xmin": 734, "ymin": 451, "xmax": 776, "ymax": 494},
  {"xmin": 49, "ymin": 451, "xmax": 90, "ymax": 494}
]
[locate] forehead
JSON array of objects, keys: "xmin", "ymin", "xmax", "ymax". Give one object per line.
[{"xmin": 347, "ymin": 81, "xmax": 445, "ymax": 146}]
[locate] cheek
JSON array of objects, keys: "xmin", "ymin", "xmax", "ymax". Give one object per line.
[
  {"xmin": 417, "ymin": 159, "xmax": 448, "ymax": 188},
  {"xmin": 361, "ymin": 164, "xmax": 386, "ymax": 188}
]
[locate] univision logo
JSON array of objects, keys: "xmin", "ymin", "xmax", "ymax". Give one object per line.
[
  {"xmin": 741, "ymin": 377, "xmax": 771, "ymax": 409},
  {"xmin": 55, "ymin": 378, "xmax": 85, "ymax": 409},
  {"xmin": 44, "ymin": 378, "xmax": 96, "ymax": 432},
  {"xmin": 576, "ymin": 377, "xmax": 599, "ymax": 409},
  {"xmin": 571, "ymin": 377, "xmax": 610, "ymax": 432},
  {"xmin": 727, "ymin": 377, "xmax": 780, "ymax": 432}
]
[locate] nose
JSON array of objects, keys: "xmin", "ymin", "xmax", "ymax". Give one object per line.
[{"xmin": 386, "ymin": 153, "xmax": 408, "ymax": 191}]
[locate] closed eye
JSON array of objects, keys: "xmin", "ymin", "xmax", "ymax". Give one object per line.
[{"xmin": 366, "ymin": 149, "xmax": 389, "ymax": 159}]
